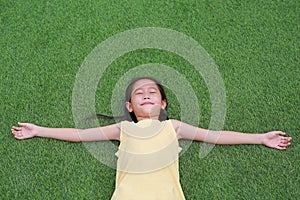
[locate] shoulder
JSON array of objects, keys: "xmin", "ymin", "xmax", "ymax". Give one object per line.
[
  {"xmin": 169, "ymin": 119, "xmax": 184, "ymax": 139},
  {"xmin": 99, "ymin": 123, "xmax": 121, "ymax": 140},
  {"xmin": 169, "ymin": 119, "xmax": 205, "ymax": 140},
  {"xmin": 170, "ymin": 119, "xmax": 181, "ymax": 130}
]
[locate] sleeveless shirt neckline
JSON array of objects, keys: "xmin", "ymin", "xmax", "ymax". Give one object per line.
[{"xmin": 122, "ymin": 119, "xmax": 168, "ymax": 139}]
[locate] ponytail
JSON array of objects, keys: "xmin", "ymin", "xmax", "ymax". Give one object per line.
[{"xmin": 86, "ymin": 113, "xmax": 125, "ymax": 122}]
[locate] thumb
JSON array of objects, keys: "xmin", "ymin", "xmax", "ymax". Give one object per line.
[
  {"xmin": 275, "ymin": 131, "xmax": 285, "ymax": 136},
  {"xmin": 18, "ymin": 122, "xmax": 31, "ymax": 128},
  {"xmin": 269, "ymin": 131, "xmax": 285, "ymax": 136}
]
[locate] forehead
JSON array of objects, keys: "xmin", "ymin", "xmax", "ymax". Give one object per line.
[{"xmin": 132, "ymin": 79, "xmax": 158, "ymax": 91}]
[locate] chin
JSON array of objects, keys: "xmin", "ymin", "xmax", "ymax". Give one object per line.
[
  {"xmin": 144, "ymin": 110, "xmax": 161, "ymax": 116},
  {"xmin": 140, "ymin": 105, "xmax": 161, "ymax": 115}
]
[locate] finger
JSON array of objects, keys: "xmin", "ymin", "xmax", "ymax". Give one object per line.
[
  {"xmin": 275, "ymin": 145, "xmax": 286, "ymax": 150},
  {"xmin": 275, "ymin": 131, "xmax": 285, "ymax": 136},
  {"xmin": 14, "ymin": 135, "xmax": 23, "ymax": 140},
  {"xmin": 279, "ymin": 137, "xmax": 290, "ymax": 144},
  {"xmin": 11, "ymin": 129, "xmax": 18, "ymax": 135},
  {"xmin": 281, "ymin": 137, "xmax": 292, "ymax": 143},
  {"xmin": 18, "ymin": 122, "xmax": 28, "ymax": 128},
  {"xmin": 12, "ymin": 126, "xmax": 22, "ymax": 131},
  {"xmin": 12, "ymin": 131, "xmax": 23, "ymax": 139},
  {"xmin": 279, "ymin": 142, "xmax": 291, "ymax": 147},
  {"xmin": 12, "ymin": 129, "xmax": 21, "ymax": 135}
]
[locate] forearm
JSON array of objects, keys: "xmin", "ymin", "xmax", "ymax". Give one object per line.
[
  {"xmin": 202, "ymin": 130, "xmax": 264, "ymax": 145},
  {"xmin": 36, "ymin": 125, "xmax": 119, "ymax": 142},
  {"xmin": 176, "ymin": 121, "xmax": 264, "ymax": 145},
  {"xmin": 36, "ymin": 126, "xmax": 81, "ymax": 142},
  {"xmin": 174, "ymin": 120, "xmax": 290, "ymax": 150}
]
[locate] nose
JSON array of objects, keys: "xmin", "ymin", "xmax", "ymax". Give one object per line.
[{"xmin": 143, "ymin": 93, "xmax": 150, "ymax": 99}]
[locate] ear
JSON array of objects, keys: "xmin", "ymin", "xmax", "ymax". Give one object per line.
[
  {"xmin": 126, "ymin": 101, "xmax": 133, "ymax": 112},
  {"xmin": 161, "ymin": 99, "xmax": 167, "ymax": 110}
]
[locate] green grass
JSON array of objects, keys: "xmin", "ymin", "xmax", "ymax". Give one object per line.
[{"xmin": 1, "ymin": 0, "xmax": 299, "ymax": 199}]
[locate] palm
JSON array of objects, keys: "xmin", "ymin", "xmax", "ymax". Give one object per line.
[
  {"xmin": 11, "ymin": 123, "xmax": 37, "ymax": 139},
  {"xmin": 262, "ymin": 131, "xmax": 291, "ymax": 150}
]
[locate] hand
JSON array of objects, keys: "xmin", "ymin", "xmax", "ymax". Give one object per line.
[
  {"xmin": 11, "ymin": 122, "xmax": 39, "ymax": 140},
  {"xmin": 262, "ymin": 131, "xmax": 292, "ymax": 150}
]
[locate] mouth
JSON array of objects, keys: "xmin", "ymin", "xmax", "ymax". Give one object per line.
[{"xmin": 141, "ymin": 102, "xmax": 154, "ymax": 106}]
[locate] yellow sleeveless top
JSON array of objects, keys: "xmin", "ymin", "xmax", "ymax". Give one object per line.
[{"xmin": 111, "ymin": 119, "xmax": 186, "ymax": 200}]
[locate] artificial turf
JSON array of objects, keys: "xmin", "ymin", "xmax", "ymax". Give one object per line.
[{"xmin": 1, "ymin": 0, "xmax": 299, "ymax": 199}]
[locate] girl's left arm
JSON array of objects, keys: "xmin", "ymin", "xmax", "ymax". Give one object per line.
[{"xmin": 172, "ymin": 120, "xmax": 292, "ymax": 150}]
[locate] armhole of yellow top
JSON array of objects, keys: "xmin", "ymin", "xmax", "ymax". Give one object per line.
[
  {"xmin": 167, "ymin": 120, "xmax": 182, "ymax": 153},
  {"xmin": 115, "ymin": 121, "xmax": 125, "ymax": 158}
]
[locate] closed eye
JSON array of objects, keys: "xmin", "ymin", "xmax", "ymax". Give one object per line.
[
  {"xmin": 149, "ymin": 88, "xmax": 157, "ymax": 93},
  {"xmin": 134, "ymin": 89, "xmax": 144, "ymax": 95}
]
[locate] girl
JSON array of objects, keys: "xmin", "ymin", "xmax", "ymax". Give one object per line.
[{"xmin": 11, "ymin": 77, "xmax": 292, "ymax": 200}]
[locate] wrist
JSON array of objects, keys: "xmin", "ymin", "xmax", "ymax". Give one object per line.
[
  {"xmin": 260, "ymin": 133, "xmax": 267, "ymax": 145},
  {"xmin": 35, "ymin": 125, "xmax": 43, "ymax": 137}
]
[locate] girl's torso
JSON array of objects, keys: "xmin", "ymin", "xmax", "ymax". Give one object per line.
[{"xmin": 111, "ymin": 119, "xmax": 185, "ymax": 200}]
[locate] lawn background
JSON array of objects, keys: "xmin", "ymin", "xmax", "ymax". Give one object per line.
[{"xmin": 1, "ymin": 0, "xmax": 299, "ymax": 199}]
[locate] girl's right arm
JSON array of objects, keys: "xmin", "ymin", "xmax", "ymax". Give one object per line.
[{"xmin": 11, "ymin": 122, "xmax": 120, "ymax": 142}]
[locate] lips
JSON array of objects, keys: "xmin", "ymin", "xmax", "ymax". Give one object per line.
[{"xmin": 141, "ymin": 102, "xmax": 154, "ymax": 106}]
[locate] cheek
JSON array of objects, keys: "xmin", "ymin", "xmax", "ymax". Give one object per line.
[
  {"xmin": 130, "ymin": 97, "xmax": 139, "ymax": 105},
  {"xmin": 129, "ymin": 98, "xmax": 141, "ymax": 110}
]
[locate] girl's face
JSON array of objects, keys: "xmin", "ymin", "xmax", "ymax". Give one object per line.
[{"xmin": 126, "ymin": 79, "xmax": 167, "ymax": 121}]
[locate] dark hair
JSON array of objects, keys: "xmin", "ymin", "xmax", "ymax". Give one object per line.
[{"xmin": 88, "ymin": 77, "xmax": 169, "ymax": 123}]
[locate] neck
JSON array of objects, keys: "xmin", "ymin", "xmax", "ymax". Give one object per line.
[{"xmin": 136, "ymin": 114, "xmax": 159, "ymax": 122}]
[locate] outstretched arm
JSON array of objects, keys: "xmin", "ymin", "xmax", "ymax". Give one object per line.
[
  {"xmin": 11, "ymin": 122, "xmax": 120, "ymax": 142},
  {"xmin": 172, "ymin": 120, "xmax": 292, "ymax": 150}
]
